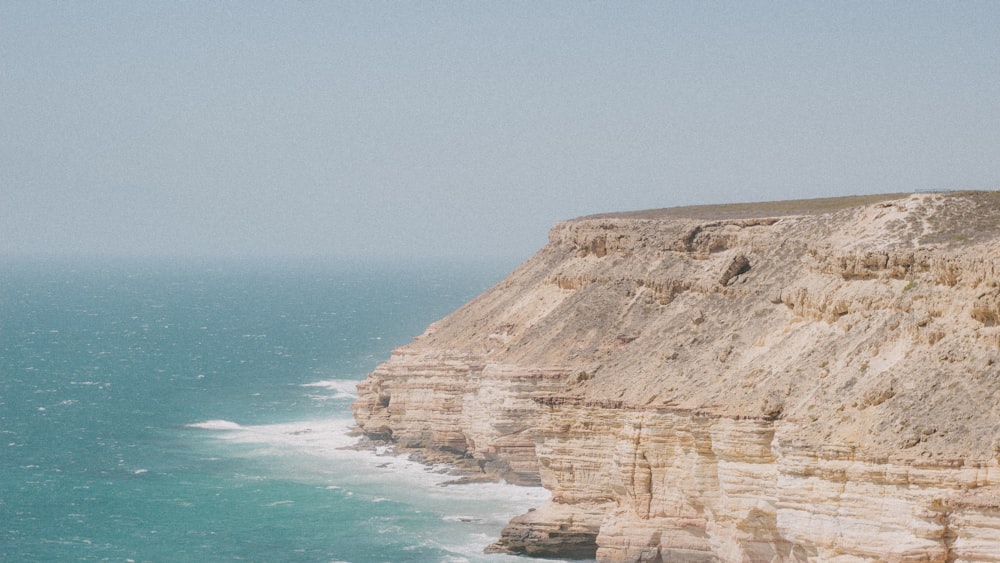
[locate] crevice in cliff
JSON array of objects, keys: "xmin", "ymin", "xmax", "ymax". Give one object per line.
[{"xmin": 718, "ymin": 254, "xmax": 751, "ymax": 286}]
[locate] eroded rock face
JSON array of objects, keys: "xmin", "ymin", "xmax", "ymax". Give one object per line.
[{"xmin": 352, "ymin": 192, "xmax": 1000, "ymax": 561}]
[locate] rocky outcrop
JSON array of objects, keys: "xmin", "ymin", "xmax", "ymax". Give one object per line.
[{"xmin": 352, "ymin": 191, "xmax": 1000, "ymax": 561}]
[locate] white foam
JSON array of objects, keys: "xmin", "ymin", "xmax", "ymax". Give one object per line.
[
  {"xmin": 187, "ymin": 417, "xmax": 360, "ymax": 452},
  {"xmin": 189, "ymin": 414, "xmax": 555, "ymax": 560},
  {"xmin": 299, "ymin": 379, "xmax": 359, "ymax": 400},
  {"xmin": 187, "ymin": 420, "xmax": 243, "ymax": 431},
  {"xmin": 187, "ymin": 416, "xmax": 551, "ymax": 501}
]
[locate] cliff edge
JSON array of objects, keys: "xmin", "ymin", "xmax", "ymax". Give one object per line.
[{"xmin": 353, "ymin": 191, "xmax": 1000, "ymax": 562}]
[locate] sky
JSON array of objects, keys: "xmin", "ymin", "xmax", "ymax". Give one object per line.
[{"xmin": 2, "ymin": 2, "xmax": 999, "ymax": 261}]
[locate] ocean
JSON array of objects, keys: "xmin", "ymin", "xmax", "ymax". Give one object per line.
[{"xmin": 0, "ymin": 258, "xmax": 557, "ymax": 563}]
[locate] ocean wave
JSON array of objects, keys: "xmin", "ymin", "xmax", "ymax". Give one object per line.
[
  {"xmin": 300, "ymin": 379, "xmax": 359, "ymax": 399},
  {"xmin": 185, "ymin": 417, "xmax": 361, "ymax": 452},
  {"xmin": 186, "ymin": 416, "xmax": 551, "ymax": 502},
  {"xmin": 186, "ymin": 416, "xmax": 557, "ymax": 562},
  {"xmin": 187, "ymin": 420, "xmax": 243, "ymax": 430}
]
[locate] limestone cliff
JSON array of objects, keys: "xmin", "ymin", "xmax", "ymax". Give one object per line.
[{"xmin": 352, "ymin": 191, "xmax": 1000, "ymax": 562}]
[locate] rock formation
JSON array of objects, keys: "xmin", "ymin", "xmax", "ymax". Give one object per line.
[{"xmin": 352, "ymin": 191, "xmax": 1000, "ymax": 562}]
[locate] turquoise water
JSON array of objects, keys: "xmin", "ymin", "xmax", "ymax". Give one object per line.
[{"xmin": 0, "ymin": 259, "xmax": 553, "ymax": 562}]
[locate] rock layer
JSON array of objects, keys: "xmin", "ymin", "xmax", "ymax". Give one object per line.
[{"xmin": 352, "ymin": 192, "xmax": 1000, "ymax": 561}]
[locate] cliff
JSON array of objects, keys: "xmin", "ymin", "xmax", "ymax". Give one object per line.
[{"xmin": 352, "ymin": 191, "xmax": 1000, "ymax": 562}]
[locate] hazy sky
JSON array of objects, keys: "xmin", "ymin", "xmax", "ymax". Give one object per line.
[{"xmin": 2, "ymin": 3, "xmax": 998, "ymax": 261}]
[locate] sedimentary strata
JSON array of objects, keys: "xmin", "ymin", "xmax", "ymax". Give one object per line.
[{"xmin": 353, "ymin": 191, "xmax": 1000, "ymax": 561}]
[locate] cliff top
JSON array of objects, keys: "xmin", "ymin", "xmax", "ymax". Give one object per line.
[
  {"xmin": 584, "ymin": 192, "xmax": 912, "ymax": 221},
  {"xmin": 574, "ymin": 190, "xmax": 1000, "ymax": 249}
]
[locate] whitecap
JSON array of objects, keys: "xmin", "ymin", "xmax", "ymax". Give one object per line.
[
  {"xmin": 299, "ymin": 379, "xmax": 359, "ymax": 399},
  {"xmin": 187, "ymin": 420, "xmax": 243, "ymax": 431},
  {"xmin": 186, "ymin": 417, "xmax": 360, "ymax": 451}
]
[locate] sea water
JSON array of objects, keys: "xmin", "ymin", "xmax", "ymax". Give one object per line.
[{"xmin": 0, "ymin": 258, "xmax": 560, "ymax": 562}]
